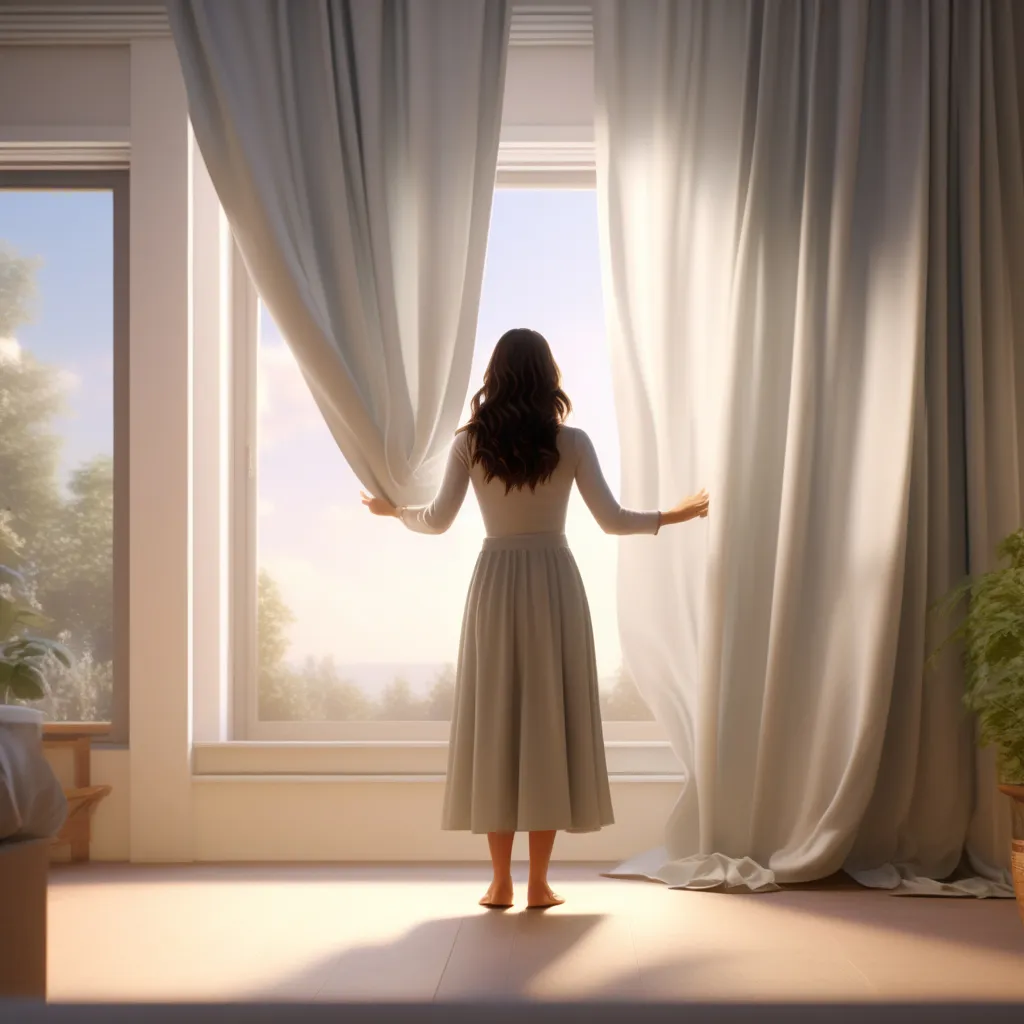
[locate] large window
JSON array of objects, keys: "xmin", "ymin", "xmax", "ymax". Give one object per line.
[
  {"xmin": 0, "ymin": 173, "xmax": 128, "ymax": 734},
  {"xmin": 249, "ymin": 189, "xmax": 654, "ymax": 734}
]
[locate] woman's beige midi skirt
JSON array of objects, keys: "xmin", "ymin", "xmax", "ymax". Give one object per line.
[{"xmin": 442, "ymin": 532, "xmax": 615, "ymax": 834}]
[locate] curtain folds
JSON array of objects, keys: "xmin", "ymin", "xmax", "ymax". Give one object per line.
[
  {"xmin": 166, "ymin": 0, "xmax": 510, "ymax": 506},
  {"xmin": 594, "ymin": 0, "xmax": 1022, "ymax": 895}
]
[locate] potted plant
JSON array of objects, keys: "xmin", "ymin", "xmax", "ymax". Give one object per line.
[
  {"xmin": 0, "ymin": 578, "xmax": 71, "ymax": 707},
  {"xmin": 0, "ymin": 509, "xmax": 73, "ymax": 710},
  {"xmin": 0, "ymin": 506, "xmax": 73, "ymax": 838},
  {"xmin": 933, "ymin": 526, "xmax": 1024, "ymax": 923},
  {"xmin": 0, "ymin": 508, "xmax": 71, "ymax": 842}
]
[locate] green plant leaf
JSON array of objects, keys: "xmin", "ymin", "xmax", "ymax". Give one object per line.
[
  {"xmin": 2, "ymin": 636, "xmax": 73, "ymax": 668},
  {"xmin": 43, "ymin": 640, "xmax": 74, "ymax": 669},
  {"xmin": 14, "ymin": 607, "xmax": 51, "ymax": 631},
  {"xmin": 930, "ymin": 526, "xmax": 1024, "ymax": 784},
  {"xmin": 8, "ymin": 661, "xmax": 46, "ymax": 701},
  {"xmin": 0, "ymin": 596, "xmax": 17, "ymax": 641}
]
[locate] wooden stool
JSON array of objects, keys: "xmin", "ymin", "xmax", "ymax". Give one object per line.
[{"xmin": 41, "ymin": 723, "xmax": 112, "ymax": 863}]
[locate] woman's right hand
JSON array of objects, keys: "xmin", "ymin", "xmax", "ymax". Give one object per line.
[{"xmin": 661, "ymin": 488, "xmax": 710, "ymax": 527}]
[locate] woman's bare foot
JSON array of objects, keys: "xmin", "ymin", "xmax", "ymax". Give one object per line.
[
  {"xmin": 480, "ymin": 879, "xmax": 514, "ymax": 908},
  {"xmin": 526, "ymin": 883, "xmax": 565, "ymax": 909},
  {"xmin": 526, "ymin": 831, "xmax": 562, "ymax": 909}
]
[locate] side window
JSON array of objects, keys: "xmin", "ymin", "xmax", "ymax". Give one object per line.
[{"xmin": 0, "ymin": 176, "xmax": 126, "ymax": 731}]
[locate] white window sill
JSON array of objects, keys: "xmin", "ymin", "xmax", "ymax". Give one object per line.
[
  {"xmin": 192, "ymin": 739, "xmax": 684, "ymax": 778},
  {"xmin": 239, "ymin": 720, "xmax": 668, "ymax": 743}
]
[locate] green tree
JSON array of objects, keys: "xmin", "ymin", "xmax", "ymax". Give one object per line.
[
  {"xmin": 600, "ymin": 666, "xmax": 656, "ymax": 721},
  {"xmin": 258, "ymin": 569, "xmax": 293, "ymax": 667},
  {"xmin": 35, "ymin": 456, "xmax": 114, "ymax": 663},
  {"xmin": 321, "ymin": 676, "xmax": 374, "ymax": 721},
  {"xmin": 376, "ymin": 675, "xmax": 428, "ymax": 720},
  {"xmin": 0, "ymin": 508, "xmax": 19, "ymax": 563},
  {"xmin": 256, "ymin": 568, "xmax": 305, "ymax": 721},
  {"xmin": 44, "ymin": 649, "xmax": 113, "ymax": 723},
  {"xmin": 425, "ymin": 663, "xmax": 456, "ymax": 721},
  {"xmin": 0, "ymin": 244, "xmax": 37, "ymax": 337},
  {"xmin": 0, "ymin": 245, "xmax": 114, "ymax": 719},
  {"xmin": 299, "ymin": 655, "xmax": 374, "ymax": 722},
  {"xmin": 256, "ymin": 573, "xmax": 387, "ymax": 723},
  {"xmin": 0, "ymin": 248, "xmax": 62, "ymax": 555}
]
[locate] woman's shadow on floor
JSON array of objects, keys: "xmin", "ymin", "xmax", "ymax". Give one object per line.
[{"xmin": 260, "ymin": 911, "xmax": 607, "ymax": 1002}]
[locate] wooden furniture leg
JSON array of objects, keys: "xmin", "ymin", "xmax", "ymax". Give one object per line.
[{"xmin": 42, "ymin": 724, "xmax": 112, "ymax": 863}]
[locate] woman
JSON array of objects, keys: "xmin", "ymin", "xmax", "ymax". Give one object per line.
[{"xmin": 361, "ymin": 328, "xmax": 709, "ymax": 909}]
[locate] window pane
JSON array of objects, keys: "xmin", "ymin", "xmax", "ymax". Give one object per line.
[
  {"xmin": 256, "ymin": 189, "xmax": 654, "ymax": 722},
  {"xmin": 0, "ymin": 189, "xmax": 116, "ymax": 722}
]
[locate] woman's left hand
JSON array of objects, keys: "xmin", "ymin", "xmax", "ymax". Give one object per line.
[{"xmin": 361, "ymin": 490, "xmax": 399, "ymax": 518}]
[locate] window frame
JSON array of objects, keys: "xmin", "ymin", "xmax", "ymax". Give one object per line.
[
  {"xmin": 228, "ymin": 240, "xmax": 259, "ymax": 743},
  {"xmin": 225, "ymin": 32, "xmax": 672, "ymax": 763},
  {"xmin": 232, "ymin": 175, "xmax": 672, "ymax": 749},
  {"xmin": 0, "ymin": 167, "xmax": 130, "ymax": 745}
]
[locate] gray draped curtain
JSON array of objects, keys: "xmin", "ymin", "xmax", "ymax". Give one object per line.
[
  {"xmin": 166, "ymin": 0, "xmax": 510, "ymax": 506},
  {"xmin": 594, "ymin": 0, "xmax": 1021, "ymax": 896}
]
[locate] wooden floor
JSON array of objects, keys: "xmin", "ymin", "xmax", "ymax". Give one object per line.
[{"xmin": 47, "ymin": 863, "xmax": 1024, "ymax": 1003}]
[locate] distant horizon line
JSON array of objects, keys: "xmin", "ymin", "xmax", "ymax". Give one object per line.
[{"xmin": 275, "ymin": 658, "xmax": 625, "ymax": 684}]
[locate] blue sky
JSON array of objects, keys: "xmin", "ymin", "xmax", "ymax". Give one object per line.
[
  {"xmin": 0, "ymin": 186, "xmax": 626, "ymax": 681},
  {"xmin": 0, "ymin": 189, "xmax": 114, "ymax": 485}
]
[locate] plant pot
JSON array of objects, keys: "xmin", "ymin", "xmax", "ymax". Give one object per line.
[
  {"xmin": 0, "ymin": 705, "xmax": 67, "ymax": 841},
  {"xmin": 998, "ymin": 784, "xmax": 1024, "ymax": 926}
]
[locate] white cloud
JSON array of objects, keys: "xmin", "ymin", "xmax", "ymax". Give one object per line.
[
  {"xmin": 0, "ymin": 337, "xmax": 21, "ymax": 363},
  {"xmin": 257, "ymin": 340, "xmax": 326, "ymax": 450},
  {"xmin": 57, "ymin": 368, "xmax": 81, "ymax": 394},
  {"xmin": 0, "ymin": 340, "xmax": 83, "ymax": 397}
]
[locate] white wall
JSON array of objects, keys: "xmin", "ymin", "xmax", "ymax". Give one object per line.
[
  {"xmin": 194, "ymin": 778, "xmax": 678, "ymax": 863},
  {"xmin": 126, "ymin": 37, "xmax": 194, "ymax": 863},
  {"xmin": 502, "ymin": 44, "xmax": 594, "ymax": 137},
  {"xmin": 0, "ymin": 45, "xmax": 129, "ymax": 138}
]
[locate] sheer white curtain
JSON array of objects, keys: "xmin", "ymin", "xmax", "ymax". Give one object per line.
[
  {"xmin": 166, "ymin": 0, "xmax": 510, "ymax": 506},
  {"xmin": 595, "ymin": 0, "xmax": 1021, "ymax": 895}
]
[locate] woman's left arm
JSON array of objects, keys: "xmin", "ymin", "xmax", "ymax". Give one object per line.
[{"xmin": 361, "ymin": 434, "xmax": 471, "ymax": 535}]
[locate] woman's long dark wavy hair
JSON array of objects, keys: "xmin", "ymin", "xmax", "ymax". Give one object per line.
[{"xmin": 458, "ymin": 328, "xmax": 571, "ymax": 493}]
